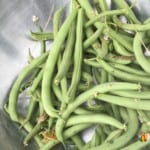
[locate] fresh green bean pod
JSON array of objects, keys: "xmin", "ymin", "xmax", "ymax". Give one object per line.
[
  {"xmin": 100, "ymin": 68, "xmax": 107, "ymax": 83},
  {"xmin": 8, "ymin": 53, "xmax": 48, "ymax": 122},
  {"xmin": 85, "ymin": 9, "xmax": 126, "ymax": 27},
  {"xmin": 97, "ymin": 94, "xmax": 150, "ymax": 111},
  {"xmin": 85, "ymin": 27, "xmax": 103, "ymax": 57},
  {"xmin": 55, "ymin": 21, "xmax": 76, "ymax": 83},
  {"xmin": 53, "ymin": 7, "xmax": 64, "ymax": 38},
  {"xmin": 110, "ymin": 90, "xmax": 150, "ymax": 99},
  {"xmin": 23, "ymin": 122, "xmax": 44, "ymax": 145},
  {"xmin": 84, "ymin": 28, "xmax": 102, "ymax": 49},
  {"xmin": 42, "ymin": 7, "xmax": 78, "ymax": 118},
  {"xmin": 113, "ymin": 16, "xmax": 150, "ymax": 31},
  {"xmin": 67, "ymin": 8, "xmax": 83, "ymax": 103},
  {"xmin": 104, "ymin": 129, "xmax": 123, "ymax": 143},
  {"xmin": 98, "ymin": 0, "xmax": 108, "ymax": 12},
  {"xmin": 30, "ymin": 69, "xmax": 43, "ymax": 93},
  {"xmin": 29, "ymin": 31, "xmax": 53, "ymax": 41},
  {"xmin": 133, "ymin": 32, "xmax": 150, "ymax": 74},
  {"xmin": 113, "ymin": 40, "xmax": 133, "ymax": 56},
  {"xmin": 71, "ymin": 135, "xmax": 84, "ymax": 150},
  {"xmin": 110, "ymin": 63, "xmax": 149, "ymax": 76},
  {"xmin": 66, "ymin": 114, "xmax": 126, "ymax": 129}
]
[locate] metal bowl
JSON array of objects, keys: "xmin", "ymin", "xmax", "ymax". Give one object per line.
[{"xmin": 0, "ymin": 0, "xmax": 150, "ymax": 149}]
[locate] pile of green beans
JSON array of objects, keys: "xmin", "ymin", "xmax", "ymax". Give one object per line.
[{"xmin": 5, "ymin": 0, "xmax": 150, "ymax": 149}]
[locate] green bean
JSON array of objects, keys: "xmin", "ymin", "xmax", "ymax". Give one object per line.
[
  {"xmin": 96, "ymin": 125, "xmax": 107, "ymax": 143},
  {"xmin": 20, "ymin": 99, "xmax": 37, "ymax": 128},
  {"xmin": 55, "ymin": 21, "xmax": 76, "ymax": 83},
  {"xmin": 30, "ymin": 69, "xmax": 43, "ymax": 93},
  {"xmin": 119, "ymin": 107, "xmax": 129, "ymax": 123},
  {"xmin": 113, "ymin": 16, "xmax": 150, "ymax": 31},
  {"xmin": 105, "ymin": 53, "xmax": 134, "ymax": 64},
  {"xmin": 31, "ymin": 25, "xmax": 47, "ymax": 54},
  {"xmin": 91, "ymin": 129, "xmax": 101, "ymax": 147},
  {"xmin": 78, "ymin": 83, "xmax": 91, "ymax": 91},
  {"xmin": 113, "ymin": 0, "xmax": 141, "ymax": 24},
  {"xmin": 98, "ymin": 0, "xmax": 108, "ymax": 12},
  {"xmin": 71, "ymin": 135, "xmax": 84, "ymax": 149},
  {"xmin": 67, "ymin": 8, "xmax": 83, "ymax": 103},
  {"xmin": 108, "ymin": 73, "xmax": 115, "ymax": 82},
  {"xmin": 133, "ymin": 32, "xmax": 150, "ymax": 74},
  {"xmin": 74, "ymin": 107, "xmax": 93, "ymax": 115},
  {"xmin": 137, "ymin": 110, "xmax": 150, "ymax": 123},
  {"xmin": 85, "ymin": 48, "xmax": 97, "ymax": 55},
  {"xmin": 111, "ymin": 104, "xmax": 122, "ymax": 122},
  {"xmin": 52, "ymin": 81, "xmax": 62, "ymax": 102},
  {"xmin": 92, "ymin": 68, "xmax": 101, "ymax": 84},
  {"xmin": 29, "ymin": 31, "xmax": 53, "ymax": 41},
  {"xmin": 42, "ymin": 8, "xmax": 77, "ymax": 118},
  {"xmin": 113, "ymin": 40, "xmax": 133, "ymax": 56},
  {"xmin": 84, "ymin": 28, "xmax": 102, "ymax": 49},
  {"xmin": 97, "ymin": 93, "xmax": 150, "ymax": 111},
  {"xmin": 55, "ymin": 82, "xmax": 141, "ymax": 142},
  {"xmin": 27, "ymin": 49, "xmax": 34, "ymax": 64},
  {"xmin": 97, "ymin": 58, "xmax": 150, "ymax": 86},
  {"xmin": 85, "ymin": 9, "xmax": 126, "ymax": 27},
  {"xmin": 100, "ymin": 68, "xmax": 107, "ymax": 83},
  {"xmin": 89, "ymin": 109, "xmax": 139, "ymax": 150},
  {"xmin": 39, "ymin": 101, "xmax": 44, "ymax": 116},
  {"xmin": 121, "ymin": 141, "xmax": 150, "ymax": 150},
  {"xmin": 110, "ymin": 90, "xmax": 150, "ymax": 99},
  {"xmin": 101, "ymin": 125, "xmax": 112, "ymax": 135},
  {"xmin": 53, "ymin": 7, "xmax": 64, "ymax": 38},
  {"xmin": 85, "ymin": 27, "xmax": 103, "ymax": 57},
  {"xmin": 8, "ymin": 53, "xmax": 48, "ymax": 122},
  {"xmin": 110, "ymin": 63, "xmax": 149, "ymax": 76},
  {"xmin": 23, "ymin": 122, "xmax": 44, "ymax": 145},
  {"xmin": 104, "ymin": 129, "xmax": 123, "ymax": 143},
  {"xmin": 48, "ymin": 118, "xmax": 53, "ymax": 130},
  {"xmin": 101, "ymin": 37, "xmax": 109, "ymax": 58}
]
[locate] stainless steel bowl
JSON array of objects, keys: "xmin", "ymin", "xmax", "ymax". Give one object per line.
[{"xmin": 0, "ymin": 0, "xmax": 150, "ymax": 149}]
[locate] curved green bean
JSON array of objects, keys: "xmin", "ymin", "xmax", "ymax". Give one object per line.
[
  {"xmin": 97, "ymin": 93, "xmax": 150, "ymax": 111},
  {"xmin": 67, "ymin": 8, "xmax": 83, "ymax": 103},
  {"xmin": 85, "ymin": 9, "xmax": 126, "ymax": 27},
  {"xmin": 110, "ymin": 90, "xmax": 150, "ymax": 99},
  {"xmin": 66, "ymin": 114, "xmax": 126, "ymax": 129},
  {"xmin": 42, "ymin": 8, "xmax": 78, "ymax": 118},
  {"xmin": 8, "ymin": 53, "xmax": 48, "ymax": 122},
  {"xmin": 29, "ymin": 31, "xmax": 53, "ymax": 41},
  {"xmin": 53, "ymin": 7, "xmax": 64, "ymax": 38},
  {"xmin": 55, "ymin": 20, "xmax": 76, "ymax": 83},
  {"xmin": 133, "ymin": 32, "xmax": 150, "ymax": 74}
]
